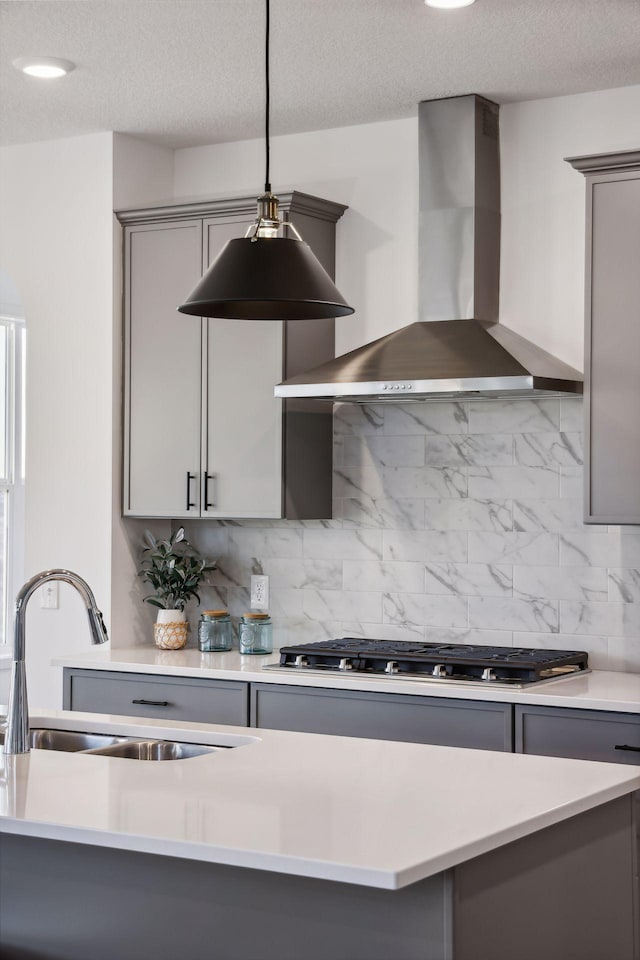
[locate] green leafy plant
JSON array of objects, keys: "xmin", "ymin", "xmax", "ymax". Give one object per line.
[{"xmin": 138, "ymin": 527, "xmax": 216, "ymax": 611}]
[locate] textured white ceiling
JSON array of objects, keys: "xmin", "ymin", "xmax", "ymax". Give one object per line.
[{"xmin": 2, "ymin": 0, "xmax": 640, "ymax": 148}]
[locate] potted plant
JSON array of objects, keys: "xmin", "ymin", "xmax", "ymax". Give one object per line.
[{"xmin": 138, "ymin": 527, "xmax": 216, "ymax": 650}]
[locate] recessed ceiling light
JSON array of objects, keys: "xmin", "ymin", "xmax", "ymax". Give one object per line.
[
  {"xmin": 425, "ymin": 0, "xmax": 476, "ymax": 8},
  {"xmin": 12, "ymin": 57, "xmax": 75, "ymax": 79}
]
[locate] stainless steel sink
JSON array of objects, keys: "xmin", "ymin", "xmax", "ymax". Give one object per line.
[
  {"xmin": 0, "ymin": 727, "xmax": 127, "ymax": 752},
  {"xmin": 0, "ymin": 722, "xmax": 226, "ymax": 759},
  {"xmin": 84, "ymin": 740, "xmax": 216, "ymax": 760},
  {"xmin": 30, "ymin": 729, "xmax": 129, "ymax": 752}
]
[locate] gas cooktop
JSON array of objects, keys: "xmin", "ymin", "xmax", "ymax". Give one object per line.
[{"xmin": 263, "ymin": 639, "xmax": 590, "ymax": 688}]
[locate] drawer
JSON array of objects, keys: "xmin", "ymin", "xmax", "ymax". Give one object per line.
[
  {"xmin": 63, "ymin": 669, "xmax": 249, "ymax": 726},
  {"xmin": 515, "ymin": 704, "xmax": 640, "ymax": 764},
  {"xmin": 251, "ymin": 683, "xmax": 513, "ymax": 751}
]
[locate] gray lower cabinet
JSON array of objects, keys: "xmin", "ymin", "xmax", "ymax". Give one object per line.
[
  {"xmin": 515, "ymin": 704, "xmax": 640, "ymax": 765},
  {"xmin": 63, "ymin": 669, "xmax": 249, "ymax": 727},
  {"xmin": 63, "ymin": 668, "xmax": 640, "ymax": 762},
  {"xmin": 251, "ymin": 683, "xmax": 513, "ymax": 751}
]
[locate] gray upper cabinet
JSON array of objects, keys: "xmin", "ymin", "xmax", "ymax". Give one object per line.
[
  {"xmin": 568, "ymin": 151, "xmax": 640, "ymax": 524},
  {"xmin": 117, "ymin": 192, "xmax": 347, "ymax": 520},
  {"xmin": 123, "ymin": 220, "xmax": 204, "ymax": 518},
  {"xmin": 202, "ymin": 217, "xmax": 284, "ymax": 518}
]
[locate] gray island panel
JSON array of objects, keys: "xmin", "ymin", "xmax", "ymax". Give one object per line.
[
  {"xmin": 1, "ymin": 794, "xmax": 636, "ymax": 960},
  {"xmin": 0, "ymin": 834, "xmax": 453, "ymax": 960}
]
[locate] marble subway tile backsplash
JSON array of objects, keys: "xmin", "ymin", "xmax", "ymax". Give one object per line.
[{"xmin": 185, "ymin": 398, "xmax": 640, "ymax": 672}]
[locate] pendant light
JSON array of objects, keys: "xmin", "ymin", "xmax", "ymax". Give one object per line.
[{"xmin": 178, "ymin": 0, "xmax": 354, "ymax": 321}]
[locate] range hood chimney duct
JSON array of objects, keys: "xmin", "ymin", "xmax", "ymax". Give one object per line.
[
  {"xmin": 419, "ymin": 95, "xmax": 500, "ymax": 324},
  {"xmin": 275, "ymin": 95, "xmax": 583, "ymax": 402}
]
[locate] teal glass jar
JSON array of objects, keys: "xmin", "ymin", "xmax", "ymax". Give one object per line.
[
  {"xmin": 239, "ymin": 613, "xmax": 273, "ymax": 655},
  {"xmin": 198, "ymin": 610, "xmax": 233, "ymax": 652}
]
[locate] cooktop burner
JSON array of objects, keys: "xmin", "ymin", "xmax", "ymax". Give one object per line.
[{"xmin": 265, "ymin": 639, "xmax": 589, "ymax": 687}]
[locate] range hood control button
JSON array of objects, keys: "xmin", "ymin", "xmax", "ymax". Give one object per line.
[{"xmin": 338, "ymin": 658, "xmax": 353, "ymax": 671}]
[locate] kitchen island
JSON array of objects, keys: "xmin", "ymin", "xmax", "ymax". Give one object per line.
[{"xmin": 1, "ymin": 708, "xmax": 638, "ymax": 960}]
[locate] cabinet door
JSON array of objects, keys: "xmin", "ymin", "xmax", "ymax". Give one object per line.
[
  {"xmin": 586, "ymin": 172, "xmax": 640, "ymax": 523},
  {"xmin": 516, "ymin": 704, "xmax": 640, "ymax": 764},
  {"xmin": 251, "ymin": 683, "xmax": 513, "ymax": 751},
  {"xmin": 63, "ymin": 668, "xmax": 249, "ymax": 726},
  {"xmin": 124, "ymin": 221, "xmax": 203, "ymax": 518},
  {"xmin": 202, "ymin": 219, "xmax": 284, "ymax": 519}
]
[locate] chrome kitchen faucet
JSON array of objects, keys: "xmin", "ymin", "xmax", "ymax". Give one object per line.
[{"xmin": 3, "ymin": 570, "xmax": 109, "ymax": 754}]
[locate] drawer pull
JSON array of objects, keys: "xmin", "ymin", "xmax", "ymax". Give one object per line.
[
  {"xmin": 132, "ymin": 699, "xmax": 171, "ymax": 707},
  {"xmin": 614, "ymin": 744, "xmax": 640, "ymax": 753}
]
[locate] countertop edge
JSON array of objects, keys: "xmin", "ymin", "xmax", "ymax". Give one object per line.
[
  {"xmin": 2, "ymin": 773, "xmax": 638, "ymax": 889},
  {"xmin": 0, "ymin": 818, "xmax": 398, "ymax": 888}
]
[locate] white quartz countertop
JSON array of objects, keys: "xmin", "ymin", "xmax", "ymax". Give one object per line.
[
  {"xmin": 1, "ymin": 708, "xmax": 639, "ymax": 889},
  {"xmin": 53, "ymin": 646, "xmax": 640, "ymax": 713}
]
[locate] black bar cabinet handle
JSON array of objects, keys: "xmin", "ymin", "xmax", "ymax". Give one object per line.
[
  {"xmin": 614, "ymin": 744, "xmax": 640, "ymax": 753},
  {"xmin": 204, "ymin": 473, "xmax": 215, "ymax": 509},
  {"xmin": 186, "ymin": 471, "xmax": 196, "ymax": 510},
  {"xmin": 132, "ymin": 699, "xmax": 171, "ymax": 707}
]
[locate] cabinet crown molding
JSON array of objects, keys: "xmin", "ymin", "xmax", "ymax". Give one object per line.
[
  {"xmin": 566, "ymin": 149, "xmax": 640, "ymax": 175},
  {"xmin": 116, "ymin": 190, "xmax": 349, "ymax": 226}
]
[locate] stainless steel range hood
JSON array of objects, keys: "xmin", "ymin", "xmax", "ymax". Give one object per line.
[{"xmin": 276, "ymin": 95, "xmax": 582, "ymax": 402}]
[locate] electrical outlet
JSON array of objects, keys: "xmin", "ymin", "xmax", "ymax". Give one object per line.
[
  {"xmin": 40, "ymin": 582, "xmax": 59, "ymax": 609},
  {"xmin": 250, "ymin": 575, "xmax": 269, "ymax": 611}
]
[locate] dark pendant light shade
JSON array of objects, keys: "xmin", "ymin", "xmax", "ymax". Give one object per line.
[
  {"xmin": 177, "ymin": 0, "xmax": 354, "ymax": 322},
  {"xmin": 178, "ymin": 236, "xmax": 354, "ymax": 320}
]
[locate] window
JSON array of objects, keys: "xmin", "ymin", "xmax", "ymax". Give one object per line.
[{"xmin": 0, "ymin": 317, "xmax": 25, "ymax": 646}]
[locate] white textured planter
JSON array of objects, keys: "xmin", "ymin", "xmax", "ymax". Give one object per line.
[
  {"xmin": 154, "ymin": 609, "xmax": 188, "ymax": 650},
  {"xmin": 156, "ymin": 609, "xmax": 187, "ymax": 625}
]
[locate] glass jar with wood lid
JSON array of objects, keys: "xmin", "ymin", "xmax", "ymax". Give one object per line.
[
  {"xmin": 198, "ymin": 610, "xmax": 233, "ymax": 652},
  {"xmin": 239, "ymin": 613, "xmax": 273, "ymax": 655}
]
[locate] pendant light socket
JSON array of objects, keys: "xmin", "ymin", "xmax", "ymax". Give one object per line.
[{"xmin": 256, "ymin": 192, "xmax": 280, "ymax": 223}]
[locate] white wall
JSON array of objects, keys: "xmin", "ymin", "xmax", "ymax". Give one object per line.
[
  {"xmin": 0, "ymin": 132, "xmax": 174, "ymax": 707},
  {"xmin": 174, "ymin": 117, "xmax": 418, "ymax": 357},
  {"xmin": 500, "ymin": 84, "xmax": 640, "ymax": 372},
  {"xmin": 111, "ymin": 134, "xmax": 174, "ymax": 648},
  {"xmin": 175, "ymin": 84, "xmax": 640, "ymax": 370},
  {"xmin": 0, "ymin": 132, "xmax": 115, "ymax": 706}
]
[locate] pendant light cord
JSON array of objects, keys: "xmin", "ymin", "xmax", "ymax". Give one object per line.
[{"xmin": 264, "ymin": 0, "xmax": 271, "ymax": 193}]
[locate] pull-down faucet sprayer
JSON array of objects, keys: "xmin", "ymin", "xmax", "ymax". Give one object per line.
[{"xmin": 3, "ymin": 570, "xmax": 109, "ymax": 755}]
